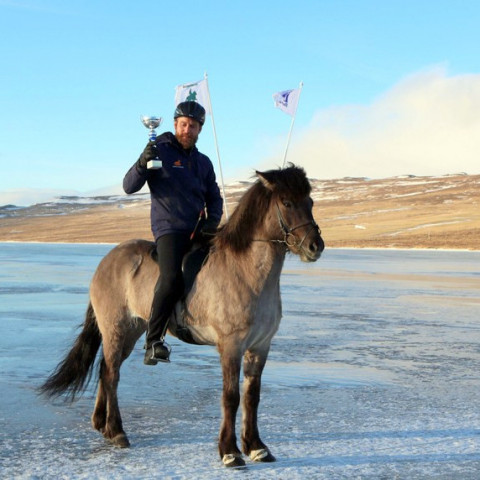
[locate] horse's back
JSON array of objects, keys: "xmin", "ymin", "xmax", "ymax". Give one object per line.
[
  {"xmin": 96, "ymin": 239, "xmax": 155, "ymax": 272},
  {"xmin": 107, "ymin": 238, "xmax": 155, "ymax": 260}
]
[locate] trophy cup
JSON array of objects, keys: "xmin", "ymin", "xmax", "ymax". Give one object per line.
[{"xmin": 141, "ymin": 116, "xmax": 163, "ymax": 169}]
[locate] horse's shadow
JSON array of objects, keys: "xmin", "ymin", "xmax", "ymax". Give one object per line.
[{"xmin": 271, "ymin": 428, "xmax": 480, "ymax": 469}]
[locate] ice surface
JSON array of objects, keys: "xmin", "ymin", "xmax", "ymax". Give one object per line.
[{"xmin": 1, "ymin": 243, "xmax": 480, "ymax": 479}]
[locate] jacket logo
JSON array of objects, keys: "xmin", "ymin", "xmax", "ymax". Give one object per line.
[{"xmin": 173, "ymin": 159, "xmax": 184, "ymax": 168}]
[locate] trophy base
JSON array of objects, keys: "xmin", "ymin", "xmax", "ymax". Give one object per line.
[{"xmin": 147, "ymin": 160, "xmax": 163, "ymax": 170}]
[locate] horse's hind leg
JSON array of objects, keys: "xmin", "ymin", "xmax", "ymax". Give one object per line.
[
  {"xmin": 92, "ymin": 357, "xmax": 121, "ymax": 439},
  {"xmin": 92, "ymin": 358, "xmax": 107, "ymax": 434},
  {"xmin": 96, "ymin": 348, "xmax": 129, "ymax": 447},
  {"xmin": 241, "ymin": 349, "xmax": 276, "ymax": 462},
  {"xmin": 92, "ymin": 316, "xmax": 144, "ymax": 448}
]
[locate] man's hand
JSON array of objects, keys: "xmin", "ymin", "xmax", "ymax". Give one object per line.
[
  {"xmin": 192, "ymin": 218, "xmax": 218, "ymax": 246},
  {"xmin": 200, "ymin": 219, "xmax": 218, "ymax": 237},
  {"xmin": 137, "ymin": 141, "xmax": 158, "ymax": 169}
]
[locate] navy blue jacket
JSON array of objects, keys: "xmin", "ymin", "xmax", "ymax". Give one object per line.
[{"xmin": 123, "ymin": 132, "xmax": 223, "ymax": 240}]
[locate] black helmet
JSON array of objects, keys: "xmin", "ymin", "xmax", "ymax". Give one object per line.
[{"xmin": 174, "ymin": 101, "xmax": 206, "ymax": 125}]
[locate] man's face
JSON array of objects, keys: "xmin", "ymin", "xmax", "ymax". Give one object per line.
[{"xmin": 174, "ymin": 117, "xmax": 202, "ymax": 149}]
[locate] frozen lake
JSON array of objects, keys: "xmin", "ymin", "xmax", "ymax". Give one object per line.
[{"xmin": 1, "ymin": 243, "xmax": 480, "ymax": 479}]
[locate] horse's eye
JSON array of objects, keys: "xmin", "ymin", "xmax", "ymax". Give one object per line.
[{"xmin": 282, "ymin": 200, "xmax": 292, "ymax": 208}]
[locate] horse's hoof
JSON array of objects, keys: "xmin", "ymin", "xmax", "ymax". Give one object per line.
[
  {"xmin": 249, "ymin": 448, "xmax": 276, "ymax": 462},
  {"xmin": 222, "ymin": 453, "xmax": 246, "ymax": 468},
  {"xmin": 92, "ymin": 422, "xmax": 105, "ymax": 434},
  {"xmin": 111, "ymin": 433, "xmax": 130, "ymax": 448}
]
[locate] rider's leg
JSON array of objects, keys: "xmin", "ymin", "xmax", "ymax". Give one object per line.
[{"xmin": 144, "ymin": 233, "xmax": 191, "ymax": 365}]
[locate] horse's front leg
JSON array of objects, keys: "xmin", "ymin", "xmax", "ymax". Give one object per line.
[
  {"xmin": 241, "ymin": 349, "xmax": 276, "ymax": 462},
  {"xmin": 218, "ymin": 343, "xmax": 244, "ymax": 467}
]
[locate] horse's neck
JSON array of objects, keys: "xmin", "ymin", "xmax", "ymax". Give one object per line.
[
  {"xmin": 173, "ymin": 242, "xmax": 285, "ymax": 341},
  {"xmin": 236, "ymin": 242, "xmax": 286, "ymax": 294}
]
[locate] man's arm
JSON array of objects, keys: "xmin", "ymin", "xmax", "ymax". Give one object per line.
[
  {"xmin": 123, "ymin": 141, "xmax": 158, "ymax": 194},
  {"xmin": 123, "ymin": 162, "xmax": 148, "ymax": 194}
]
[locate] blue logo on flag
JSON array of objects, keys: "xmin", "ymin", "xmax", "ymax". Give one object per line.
[{"xmin": 279, "ymin": 91, "xmax": 291, "ymax": 107}]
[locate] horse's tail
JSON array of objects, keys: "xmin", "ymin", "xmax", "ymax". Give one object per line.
[{"xmin": 39, "ymin": 301, "xmax": 102, "ymax": 402}]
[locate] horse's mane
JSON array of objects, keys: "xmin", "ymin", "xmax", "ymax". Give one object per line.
[{"xmin": 214, "ymin": 164, "xmax": 311, "ymax": 253}]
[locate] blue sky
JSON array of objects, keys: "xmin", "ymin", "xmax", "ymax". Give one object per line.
[{"xmin": 1, "ymin": 0, "xmax": 480, "ymax": 204}]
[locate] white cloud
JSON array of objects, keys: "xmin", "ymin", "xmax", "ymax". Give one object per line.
[{"xmin": 286, "ymin": 66, "xmax": 480, "ymax": 179}]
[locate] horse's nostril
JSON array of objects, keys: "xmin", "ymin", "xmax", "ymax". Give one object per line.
[
  {"xmin": 319, "ymin": 238, "xmax": 325, "ymax": 252},
  {"xmin": 311, "ymin": 236, "xmax": 324, "ymax": 254}
]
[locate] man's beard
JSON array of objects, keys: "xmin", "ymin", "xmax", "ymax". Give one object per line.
[{"xmin": 176, "ymin": 132, "xmax": 198, "ymax": 150}]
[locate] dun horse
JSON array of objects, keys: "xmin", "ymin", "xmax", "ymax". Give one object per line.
[{"xmin": 40, "ymin": 165, "xmax": 324, "ymax": 468}]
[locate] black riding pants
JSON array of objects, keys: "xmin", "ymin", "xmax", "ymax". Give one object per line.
[{"xmin": 146, "ymin": 233, "xmax": 192, "ymax": 346}]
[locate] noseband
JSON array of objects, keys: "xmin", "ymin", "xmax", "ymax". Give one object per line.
[{"xmin": 274, "ymin": 203, "xmax": 320, "ymax": 250}]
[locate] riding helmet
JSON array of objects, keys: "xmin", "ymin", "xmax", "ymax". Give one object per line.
[{"xmin": 174, "ymin": 101, "xmax": 206, "ymax": 125}]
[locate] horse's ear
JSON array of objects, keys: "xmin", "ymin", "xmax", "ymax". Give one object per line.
[{"xmin": 256, "ymin": 171, "xmax": 275, "ymax": 191}]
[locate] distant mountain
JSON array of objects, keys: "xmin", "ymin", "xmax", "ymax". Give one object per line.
[{"xmin": 0, "ymin": 184, "xmax": 135, "ymax": 209}]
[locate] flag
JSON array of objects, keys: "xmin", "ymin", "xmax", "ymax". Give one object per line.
[
  {"xmin": 273, "ymin": 88, "xmax": 301, "ymax": 116},
  {"xmin": 174, "ymin": 78, "xmax": 211, "ymax": 114}
]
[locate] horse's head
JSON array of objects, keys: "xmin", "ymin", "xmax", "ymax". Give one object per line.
[{"xmin": 256, "ymin": 165, "xmax": 324, "ymax": 262}]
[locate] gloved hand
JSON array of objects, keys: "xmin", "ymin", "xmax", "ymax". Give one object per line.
[
  {"xmin": 200, "ymin": 218, "xmax": 218, "ymax": 237},
  {"xmin": 136, "ymin": 141, "xmax": 158, "ymax": 169},
  {"xmin": 193, "ymin": 218, "xmax": 218, "ymax": 246}
]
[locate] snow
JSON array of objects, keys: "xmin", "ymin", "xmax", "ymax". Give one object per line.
[
  {"xmin": 1, "ymin": 244, "xmax": 480, "ymax": 479},
  {"xmin": 386, "ymin": 219, "xmax": 470, "ymax": 236}
]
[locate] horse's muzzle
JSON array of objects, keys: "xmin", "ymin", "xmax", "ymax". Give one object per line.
[{"xmin": 300, "ymin": 229, "xmax": 324, "ymax": 262}]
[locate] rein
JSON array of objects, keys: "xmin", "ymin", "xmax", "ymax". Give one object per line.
[{"xmin": 254, "ymin": 203, "xmax": 319, "ymax": 250}]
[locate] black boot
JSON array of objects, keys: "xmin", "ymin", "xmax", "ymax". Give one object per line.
[{"xmin": 144, "ymin": 341, "xmax": 171, "ymax": 365}]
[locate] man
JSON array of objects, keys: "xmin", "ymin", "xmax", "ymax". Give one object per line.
[{"xmin": 123, "ymin": 101, "xmax": 223, "ymax": 365}]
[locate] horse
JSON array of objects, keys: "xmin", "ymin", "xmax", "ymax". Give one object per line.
[{"xmin": 40, "ymin": 164, "xmax": 324, "ymax": 468}]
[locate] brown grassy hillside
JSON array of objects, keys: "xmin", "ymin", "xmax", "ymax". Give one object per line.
[{"xmin": 1, "ymin": 174, "xmax": 479, "ymax": 249}]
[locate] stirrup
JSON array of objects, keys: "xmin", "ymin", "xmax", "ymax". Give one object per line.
[
  {"xmin": 152, "ymin": 340, "xmax": 171, "ymax": 361},
  {"xmin": 144, "ymin": 340, "xmax": 171, "ymax": 365}
]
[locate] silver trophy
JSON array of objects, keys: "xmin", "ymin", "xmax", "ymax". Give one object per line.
[{"xmin": 141, "ymin": 116, "xmax": 163, "ymax": 169}]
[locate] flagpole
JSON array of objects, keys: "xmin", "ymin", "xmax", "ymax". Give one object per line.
[
  {"xmin": 204, "ymin": 72, "xmax": 229, "ymax": 220},
  {"xmin": 282, "ymin": 81, "xmax": 303, "ymax": 168}
]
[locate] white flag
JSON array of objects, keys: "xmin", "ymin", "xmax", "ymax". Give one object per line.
[
  {"xmin": 174, "ymin": 78, "xmax": 211, "ymax": 114},
  {"xmin": 273, "ymin": 88, "xmax": 301, "ymax": 116}
]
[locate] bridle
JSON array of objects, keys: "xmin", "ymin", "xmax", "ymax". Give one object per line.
[{"xmin": 271, "ymin": 202, "xmax": 320, "ymax": 250}]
